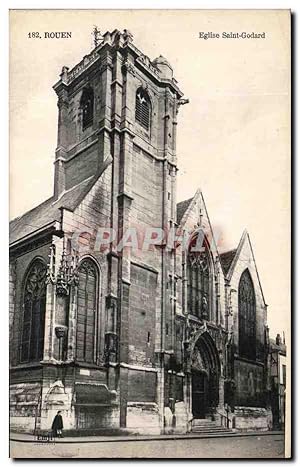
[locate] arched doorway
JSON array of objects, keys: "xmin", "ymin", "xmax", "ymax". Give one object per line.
[{"xmin": 191, "ymin": 332, "xmax": 220, "ymax": 419}]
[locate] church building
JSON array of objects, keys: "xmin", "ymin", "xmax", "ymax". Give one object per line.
[{"xmin": 9, "ymin": 29, "xmax": 272, "ymax": 435}]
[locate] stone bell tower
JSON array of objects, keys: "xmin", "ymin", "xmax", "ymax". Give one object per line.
[{"xmin": 52, "ymin": 29, "xmax": 187, "ymax": 433}]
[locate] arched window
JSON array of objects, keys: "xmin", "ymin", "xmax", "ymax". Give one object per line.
[
  {"xmin": 80, "ymin": 87, "xmax": 94, "ymax": 129},
  {"xmin": 76, "ymin": 258, "xmax": 98, "ymax": 363},
  {"xmin": 238, "ymin": 269, "xmax": 256, "ymax": 360},
  {"xmin": 21, "ymin": 259, "xmax": 47, "ymax": 362},
  {"xmin": 135, "ymin": 88, "xmax": 151, "ymax": 131},
  {"xmin": 187, "ymin": 235, "xmax": 211, "ymax": 320}
]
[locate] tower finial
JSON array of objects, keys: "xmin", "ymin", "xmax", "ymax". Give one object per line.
[{"xmin": 92, "ymin": 26, "xmax": 102, "ymax": 48}]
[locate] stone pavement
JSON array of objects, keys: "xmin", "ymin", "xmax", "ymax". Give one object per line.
[
  {"xmin": 10, "ymin": 433, "xmax": 286, "ymax": 458},
  {"xmin": 10, "ymin": 430, "xmax": 284, "ymax": 443}
]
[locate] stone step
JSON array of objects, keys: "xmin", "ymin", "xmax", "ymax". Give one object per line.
[
  {"xmin": 192, "ymin": 420, "xmax": 218, "ymax": 426},
  {"xmin": 191, "ymin": 427, "xmax": 233, "ymax": 434},
  {"xmin": 192, "ymin": 426, "xmax": 232, "ymax": 432},
  {"xmin": 191, "ymin": 418, "xmax": 233, "ymax": 434},
  {"xmin": 192, "ymin": 423, "xmax": 219, "ymax": 428}
]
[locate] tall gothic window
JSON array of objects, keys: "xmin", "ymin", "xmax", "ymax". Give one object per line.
[
  {"xmin": 76, "ymin": 258, "xmax": 98, "ymax": 363},
  {"xmin": 21, "ymin": 259, "xmax": 47, "ymax": 363},
  {"xmin": 135, "ymin": 88, "xmax": 151, "ymax": 131},
  {"xmin": 80, "ymin": 87, "xmax": 94, "ymax": 130},
  {"xmin": 187, "ymin": 236, "xmax": 211, "ymax": 320},
  {"xmin": 238, "ymin": 269, "xmax": 256, "ymax": 360}
]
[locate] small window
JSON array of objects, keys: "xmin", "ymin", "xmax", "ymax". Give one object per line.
[
  {"xmin": 135, "ymin": 88, "xmax": 151, "ymax": 131},
  {"xmin": 282, "ymin": 364, "xmax": 286, "ymax": 387},
  {"xmin": 80, "ymin": 87, "xmax": 94, "ymax": 130}
]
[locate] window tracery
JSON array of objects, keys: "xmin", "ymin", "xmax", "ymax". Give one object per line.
[
  {"xmin": 21, "ymin": 259, "xmax": 47, "ymax": 362},
  {"xmin": 76, "ymin": 258, "xmax": 99, "ymax": 363},
  {"xmin": 187, "ymin": 239, "xmax": 211, "ymax": 320},
  {"xmin": 238, "ymin": 269, "xmax": 256, "ymax": 360}
]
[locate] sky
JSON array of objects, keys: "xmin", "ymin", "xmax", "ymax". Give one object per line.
[{"xmin": 9, "ymin": 10, "xmax": 290, "ymax": 338}]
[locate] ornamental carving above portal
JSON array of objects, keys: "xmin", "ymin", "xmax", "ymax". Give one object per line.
[
  {"xmin": 191, "ymin": 347, "xmax": 205, "ymax": 371},
  {"xmin": 187, "ymin": 320, "xmax": 208, "ymax": 344}
]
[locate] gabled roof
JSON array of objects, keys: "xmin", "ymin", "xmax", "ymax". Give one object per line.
[
  {"xmin": 176, "ymin": 189, "xmax": 220, "ymax": 260},
  {"xmin": 219, "ymin": 249, "xmax": 237, "ymax": 276},
  {"xmin": 10, "ymin": 155, "xmax": 112, "ymax": 246},
  {"xmin": 269, "ymin": 338, "xmax": 287, "ymax": 355},
  {"xmin": 225, "ymin": 229, "xmax": 267, "ymax": 306},
  {"xmin": 10, "ymin": 177, "xmax": 91, "ymax": 245},
  {"xmin": 10, "ymin": 195, "xmax": 58, "ymax": 246},
  {"xmin": 176, "ymin": 197, "xmax": 193, "ymax": 224},
  {"xmin": 226, "ymin": 230, "xmax": 248, "ymax": 280}
]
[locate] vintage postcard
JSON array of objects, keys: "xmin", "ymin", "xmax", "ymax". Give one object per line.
[{"xmin": 9, "ymin": 9, "xmax": 291, "ymax": 459}]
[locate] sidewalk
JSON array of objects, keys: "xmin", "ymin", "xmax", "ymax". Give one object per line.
[{"xmin": 10, "ymin": 430, "xmax": 284, "ymax": 444}]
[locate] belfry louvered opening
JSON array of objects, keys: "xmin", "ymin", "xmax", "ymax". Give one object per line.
[
  {"xmin": 135, "ymin": 88, "xmax": 151, "ymax": 131},
  {"xmin": 80, "ymin": 87, "xmax": 94, "ymax": 130}
]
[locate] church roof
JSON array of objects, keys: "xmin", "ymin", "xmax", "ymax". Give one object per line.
[
  {"xmin": 10, "ymin": 155, "xmax": 113, "ymax": 246},
  {"xmin": 176, "ymin": 197, "xmax": 193, "ymax": 224},
  {"xmin": 269, "ymin": 337, "xmax": 287, "ymax": 355},
  {"xmin": 219, "ymin": 249, "xmax": 237, "ymax": 276},
  {"xmin": 10, "ymin": 177, "xmax": 93, "ymax": 245}
]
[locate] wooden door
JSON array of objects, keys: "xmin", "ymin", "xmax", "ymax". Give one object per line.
[{"xmin": 192, "ymin": 371, "xmax": 207, "ymax": 418}]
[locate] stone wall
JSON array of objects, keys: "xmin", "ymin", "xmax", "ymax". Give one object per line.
[
  {"xmin": 128, "ymin": 263, "xmax": 158, "ymax": 367},
  {"xmin": 126, "ymin": 402, "xmax": 160, "ymax": 435},
  {"xmin": 61, "ymin": 165, "xmax": 112, "ymax": 364},
  {"xmin": 234, "ymin": 359, "xmax": 265, "ymax": 407},
  {"xmin": 75, "ymin": 406, "xmax": 119, "ymax": 430},
  {"xmin": 10, "ymin": 382, "xmax": 42, "ymax": 432},
  {"xmin": 39, "ymin": 380, "xmax": 74, "ymax": 432},
  {"xmin": 127, "ymin": 368, "xmax": 157, "ymax": 402},
  {"xmin": 234, "ymin": 407, "xmax": 272, "ymax": 432},
  {"xmin": 174, "ymin": 401, "xmax": 189, "ymax": 433}
]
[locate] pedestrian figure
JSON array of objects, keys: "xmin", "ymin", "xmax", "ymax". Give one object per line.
[{"xmin": 51, "ymin": 410, "xmax": 64, "ymax": 437}]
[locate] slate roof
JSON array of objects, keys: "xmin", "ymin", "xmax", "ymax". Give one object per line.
[
  {"xmin": 176, "ymin": 197, "xmax": 193, "ymax": 224},
  {"xmin": 10, "ymin": 155, "xmax": 113, "ymax": 246},
  {"xmin": 269, "ymin": 337, "xmax": 287, "ymax": 355},
  {"xmin": 9, "ymin": 177, "xmax": 94, "ymax": 245},
  {"xmin": 219, "ymin": 249, "xmax": 237, "ymax": 276}
]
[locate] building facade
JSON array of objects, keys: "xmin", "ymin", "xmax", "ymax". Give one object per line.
[
  {"xmin": 268, "ymin": 334, "xmax": 287, "ymax": 430},
  {"xmin": 10, "ymin": 29, "xmax": 272, "ymax": 435}
]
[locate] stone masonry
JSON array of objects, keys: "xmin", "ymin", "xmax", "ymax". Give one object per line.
[{"xmin": 9, "ymin": 29, "xmax": 272, "ymax": 435}]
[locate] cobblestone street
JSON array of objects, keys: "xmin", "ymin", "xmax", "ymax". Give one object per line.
[{"xmin": 10, "ymin": 434, "xmax": 285, "ymax": 459}]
